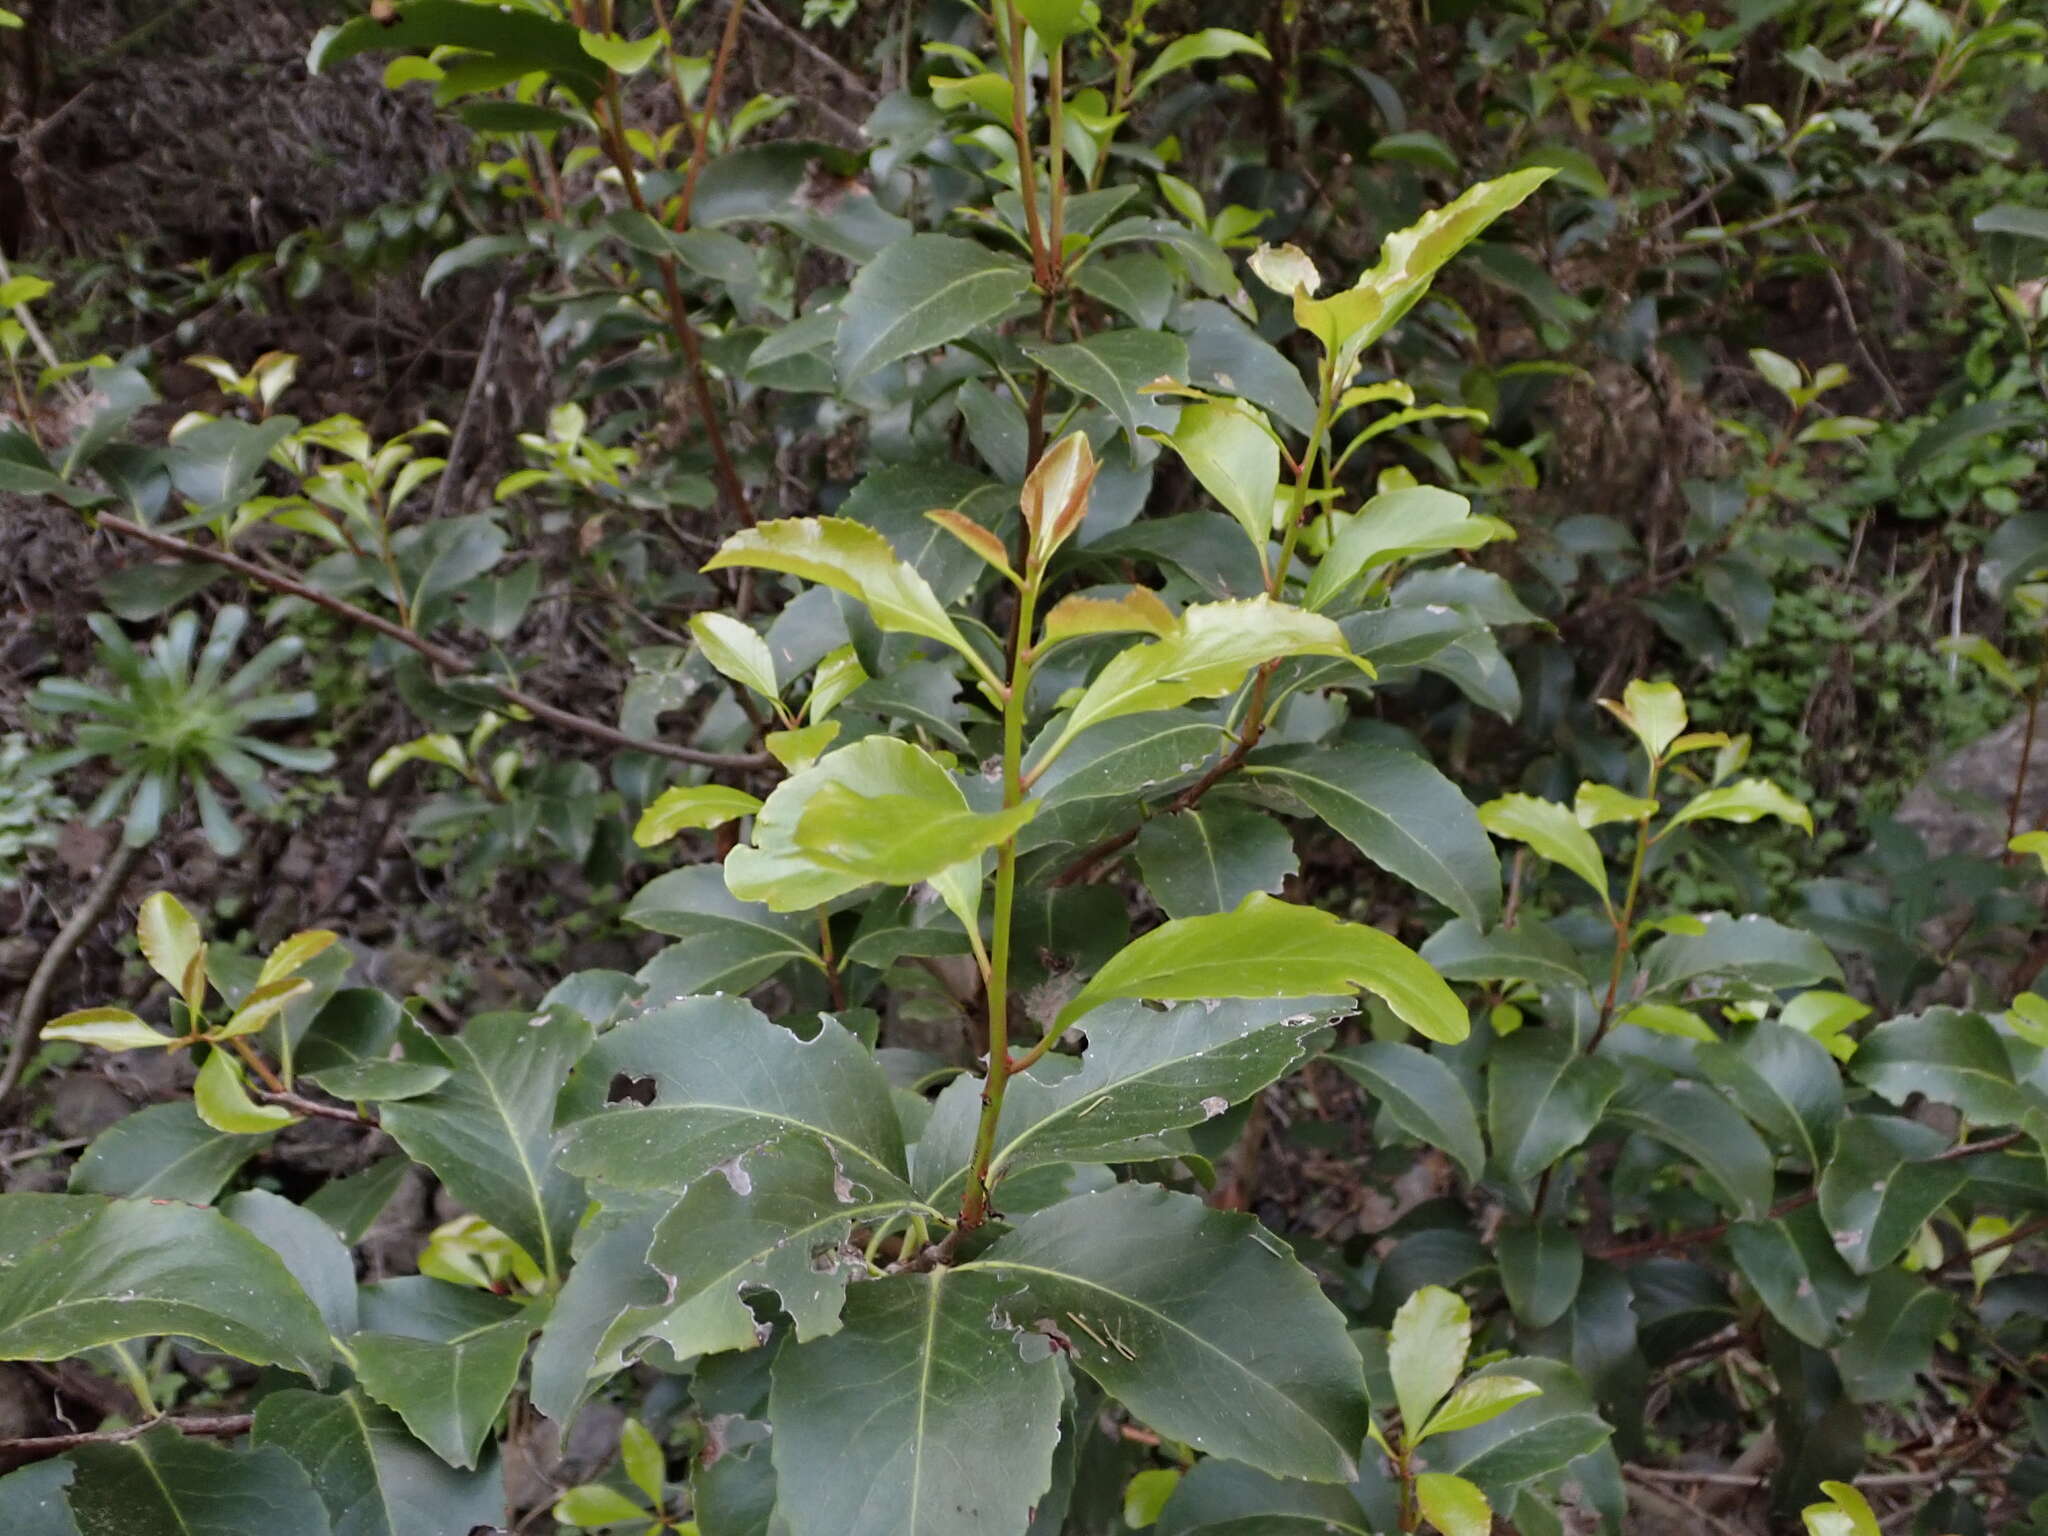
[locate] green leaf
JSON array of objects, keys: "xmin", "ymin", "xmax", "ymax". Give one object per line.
[
  {"xmin": 1802, "ymin": 1482, "xmax": 1883, "ymax": 1536},
  {"xmin": 728, "ymin": 736, "xmax": 1007, "ymax": 911},
  {"xmin": 969, "ymin": 1185, "xmax": 1370, "ymax": 1480},
  {"xmin": 1135, "ymin": 803, "xmax": 1297, "ymax": 918},
  {"xmin": 1154, "ymin": 401, "xmax": 1281, "ymax": 555},
  {"xmin": 297, "ymin": 990, "xmax": 449, "ymax": 1104},
  {"xmin": 768, "ymin": 1269, "xmax": 1064, "ymax": 1536},
  {"xmin": 1421, "ymin": 917, "xmax": 1588, "ymax": 993},
  {"xmin": 137, "ymin": 890, "xmax": 206, "ymax": 1009},
  {"xmin": 1849, "ymin": 1008, "xmax": 2029, "ymax": 1125},
  {"xmin": 0, "ymin": 1461, "xmax": 78, "ymax": 1536},
  {"xmin": 1696, "ymin": 1021, "xmax": 1843, "ymax": 1169},
  {"xmin": 224, "ymin": 1189, "xmax": 359, "ymax": 1338},
  {"xmin": 1013, "ymin": 0, "xmax": 1091, "ymax": 39},
  {"xmin": 38, "ymin": 1007, "xmax": 175, "ymax": 1052},
  {"xmin": 1123, "ymin": 1467, "xmax": 1181, "ymax": 1529},
  {"xmin": 1817, "ymin": 1118, "xmax": 1969, "ymax": 1274},
  {"xmin": 1304, "ymin": 488, "xmax": 1505, "ymax": 611},
  {"xmin": 1974, "ymin": 203, "xmax": 2048, "ymax": 241},
  {"xmin": 1495, "ymin": 1220, "xmax": 1583, "ymax": 1330},
  {"xmin": 195, "ymin": 1047, "xmax": 299, "ymax": 1133},
  {"xmin": 1414, "ymin": 1473, "xmax": 1491, "ymax": 1536},
  {"xmin": 1327, "ymin": 1042, "xmax": 1485, "ymax": 1183},
  {"xmin": 627, "ymin": 866, "xmax": 823, "ymax": 995},
  {"xmin": 1837, "ymin": 1269, "xmax": 1953, "ymax": 1404},
  {"xmin": 1247, "ymin": 744, "xmax": 1501, "ymax": 925},
  {"xmin": 1478, "ymin": 794, "xmax": 1609, "ymax": 909},
  {"xmin": 1425, "ymin": 1357, "xmax": 1611, "ymax": 1493},
  {"xmin": 354, "ymin": 1278, "xmax": 538, "ymax": 1469},
  {"xmin": 1388, "ymin": 1285, "xmax": 1470, "ymax": 1438},
  {"xmin": 1057, "ymin": 892, "xmax": 1466, "ymax": 1042},
  {"xmin": 66, "ymin": 1427, "xmax": 332, "ymax": 1536},
  {"xmin": 643, "ymin": 1134, "xmax": 932, "ymax": 1360},
  {"xmin": 1640, "ymin": 913, "xmax": 1841, "ymax": 996},
  {"xmin": 1487, "ymin": 1030, "xmax": 1623, "ymax": 1188},
  {"xmin": 379, "ymin": 1010, "xmax": 593, "ymax": 1284},
  {"xmin": 560, "ymin": 999, "xmax": 906, "ymax": 1196},
  {"xmin": 1017, "ymin": 711, "xmax": 1222, "ymax": 857},
  {"xmin": 1046, "ymin": 598, "xmax": 1363, "ymax": 759},
  {"xmin": 1664, "ymin": 778, "xmax": 1813, "ymax": 836},
  {"xmin": 795, "ymin": 778, "xmax": 1038, "ymax": 889},
  {"xmin": 1750, "ymin": 348, "xmax": 1802, "ymax": 397},
  {"xmin": 1421, "ymin": 1376, "xmax": 1545, "ymax": 1440},
  {"xmin": 834, "ymin": 234, "xmax": 1035, "ymax": 378},
  {"xmin": 309, "ymin": 0, "xmax": 606, "ymax": 103},
  {"xmin": 69, "ymin": 1101, "xmax": 269, "ymax": 1202},
  {"xmin": 1606, "ymin": 1080, "xmax": 1775, "ymax": 1219},
  {"xmin": 705, "ymin": 517, "xmax": 983, "ymax": 675},
  {"xmin": 554, "ymin": 1485, "xmax": 650, "ymax": 1527},
  {"xmin": 1726, "ymin": 1202, "xmax": 1865, "ymax": 1348},
  {"xmin": 578, "ymin": 28, "xmax": 663, "ymax": 74},
  {"xmin": 1130, "ymin": 27, "xmax": 1272, "ymax": 98},
  {"xmin": 0, "ymin": 1196, "xmax": 330, "ymax": 1380},
  {"xmin": 619, "ymin": 1418, "xmax": 664, "ymax": 1505},
  {"xmin": 1294, "ymin": 170, "xmax": 1553, "ymax": 362},
  {"xmin": 1024, "ymin": 329, "xmax": 1188, "ymax": 443},
  {"xmin": 691, "ymin": 612, "xmax": 781, "ymax": 700},
  {"xmin": 917, "ymin": 998, "xmax": 1340, "ymax": 1204},
  {"xmin": 633, "ymin": 784, "xmax": 763, "ymax": 847}
]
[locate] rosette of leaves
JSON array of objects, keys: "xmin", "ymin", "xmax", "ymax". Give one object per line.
[{"xmin": 29, "ymin": 606, "xmax": 333, "ymax": 855}]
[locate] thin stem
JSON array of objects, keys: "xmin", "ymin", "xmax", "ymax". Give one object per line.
[
  {"xmin": 959, "ymin": 575, "xmax": 1041, "ymax": 1230},
  {"xmin": 2009, "ymin": 667, "xmax": 2042, "ymax": 849},
  {"xmin": 95, "ymin": 516, "xmax": 768, "ymax": 771},
  {"xmin": 0, "ymin": 840, "xmax": 148, "ymax": 1110},
  {"xmin": 1586, "ymin": 761, "xmax": 1659, "ymax": 1054},
  {"xmin": 817, "ymin": 909, "xmax": 847, "ymax": 1011},
  {"xmin": 231, "ymin": 1037, "xmax": 288, "ymax": 1096},
  {"xmin": 997, "ymin": 3, "xmax": 1052, "ymax": 289}
]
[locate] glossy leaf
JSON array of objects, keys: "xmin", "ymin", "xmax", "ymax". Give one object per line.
[
  {"xmin": 633, "ymin": 784, "xmax": 763, "ymax": 847},
  {"xmin": 835, "ymin": 234, "xmax": 1034, "ymax": 378},
  {"xmin": 1156, "ymin": 401, "xmax": 1281, "ymax": 555},
  {"xmin": 1388, "ymin": 1285, "xmax": 1469, "ymax": 1437},
  {"xmin": 1496, "ymin": 1220, "xmax": 1583, "ymax": 1329},
  {"xmin": 1663, "ymin": 778, "xmax": 1813, "ymax": 836},
  {"xmin": 1817, "ymin": 1119, "xmax": 1969, "ymax": 1274},
  {"xmin": 1606, "ymin": 1079, "xmax": 1775, "ymax": 1219},
  {"xmin": 1414, "ymin": 1473, "xmax": 1491, "ymax": 1536},
  {"xmin": 1025, "ymin": 330, "xmax": 1187, "ymax": 442},
  {"xmin": 137, "ymin": 890, "xmax": 207, "ymax": 1009},
  {"xmin": 1477, "ymin": 794, "xmax": 1609, "ymax": 909},
  {"xmin": 353, "ymin": 1279, "xmax": 538, "ymax": 1470},
  {"xmin": 1849, "ymin": 1007, "xmax": 2029, "ymax": 1125},
  {"xmin": 1487, "ymin": 1030, "xmax": 1623, "ymax": 1188},
  {"xmin": 627, "ymin": 866, "xmax": 823, "ymax": 995},
  {"xmin": 195, "ymin": 1046, "xmax": 299, "ymax": 1133},
  {"xmin": 1303, "ymin": 488, "xmax": 1505, "ymax": 612},
  {"xmin": 691, "ymin": 612, "xmax": 781, "ymax": 700},
  {"xmin": 66, "ymin": 1427, "xmax": 332, "ymax": 1536},
  {"xmin": 1134, "ymin": 803, "xmax": 1297, "ymax": 918},
  {"xmin": 1327, "ymin": 1042, "xmax": 1485, "ymax": 1183},
  {"xmin": 0, "ymin": 1196, "xmax": 329, "ymax": 1380},
  {"xmin": 1056, "ymin": 892, "xmax": 1466, "ymax": 1042},
  {"xmin": 38, "ymin": 1007, "xmax": 175, "ymax": 1052}
]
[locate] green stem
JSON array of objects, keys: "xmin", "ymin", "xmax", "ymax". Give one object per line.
[
  {"xmin": 1587, "ymin": 759, "xmax": 1659, "ymax": 1052},
  {"xmin": 959, "ymin": 576, "xmax": 1041, "ymax": 1230}
]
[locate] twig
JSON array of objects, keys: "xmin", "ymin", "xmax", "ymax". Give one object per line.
[
  {"xmin": 0, "ymin": 841, "xmax": 148, "ymax": 1111},
  {"xmin": 94, "ymin": 516, "xmax": 767, "ymax": 771},
  {"xmin": 0, "ymin": 1413, "xmax": 253, "ymax": 1472},
  {"xmin": 255, "ymin": 1088, "xmax": 378, "ymax": 1127},
  {"xmin": 431, "ymin": 285, "xmax": 510, "ymax": 521},
  {"xmin": 743, "ymin": 2, "xmax": 876, "ymax": 99}
]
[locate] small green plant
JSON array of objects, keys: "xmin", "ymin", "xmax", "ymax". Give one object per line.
[
  {"xmin": 30, "ymin": 607, "xmax": 333, "ymax": 854},
  {"xmin": 0, "ymin": 732, "xmax": 73, "ymax": 886}
]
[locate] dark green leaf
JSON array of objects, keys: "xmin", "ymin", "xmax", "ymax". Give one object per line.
[
  {"xmin": 224, "ymin": 1189, "xmax": 359, "ymax": 1338},
  {"xmin": 629, "ymin": 866, "xmax": 824, "ymax": 998},
  {"xmin": 69, "ymin": 1100, "xmax": 270, "ymax": 1202},
  {"xmin": 1606, "ymin": 1079, "xmax": 1775, "ymax": 1219},
  {"xmin": 1837, "ymin": 1269, "xmax": 1952, "ymax": 1403},
  {"xmin": 1024, "ymin": 330, "xmax": 1189, "ymax": 442},
  {"xmin": 254, "ymin": 1388, "xmax": 507, "ymax": 1536},
  {"xmin": 1640, "ymin": 913, "xmax": 1840, "ymax": 996},
  {"xmin": 67, "ymin": 1427, "xmax": 332, "ymax": 1536},
  {"xmin": 1496, "ymin": 1220, "xmax": 1584, "ymax": 1330},
  {"xmin": 1134, "ymin": 804, "xmax": 1297, "ymax": 919},
  {"xmin": 1487, "ymin": 1031, "xmax": 1623, "ymax": 1189},
  {"xmin": 353, "ymin": 1278, "xmax": 538, "ymax": 1470},
  {"xmin": 1695, "ymin": 1021, "xmax": 1842, "ymax": 1169},
  {"xmin": 1327, "ymin": 1042, "xmax": 1485, "ymax": 1183},
  {"xmin": 835, "ymin": 234, "xmax": 1035, "ymax": 378},
  {"xmin": 1850, "ymin": 1008, "xmax": 2029, "ymax": 1125},
  {"xmin": 1726, "ymin": 1202, "xmax": 1865, "ymax": 1348},
  {"xmin": 1816, "ymin": 1118, "xmax": 1968, "ymax": 1274}
]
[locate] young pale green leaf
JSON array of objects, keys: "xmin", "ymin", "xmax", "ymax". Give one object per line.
[
  {"xmin": 768, "ymin": 1269, "xmax": 1064, "ymax": 1536},
  {"xmin": 0, "ymin": 1197, "xmax": 330, "ymax": 1380},
  {"xmin": 1415, "ymin": 1473, "xmax": 1491, "ymax": 1536},
  {"xmin": 728, "ymin": 737, "xmax": 997, "ymax": 911},
  {"xmin": 767, "ymin": 720, "xmax": 841, "ymax": 771},
  {"xmin": 553, "ymin": 1485, "xmax": 649, "ymax": 1528},
  {"xmin": 1419, "ymin": 1376, "xmax": 1544, "ymax": 1440},
  {"xmin": 578, "ymin": 28, "xmax": 663, "ymax": 74},
  {"xmin": 1040, "ymin": 588, "xmax": 1176, "ymax": 646},
  {"xmin": 1662, "ymin": 778, "xmax": 1813, "ymax": 836},
  {"xmin": 195, "ymin": 1048, "xmax": 298, "ymax": 1134},
  {"xmin": 1130, "ymin": 27, "xmax": 1271, "ymax": 98},
  {"xmin": 704, "ymin": 517, "xmax": 985, "ymax": 678},
  {"xmin": 1326, "ymin": 1042, "xmax": 1485, "ymax": 1183},
  {"xmin": 379, "ymin": 1011, "xmax": 593, "ymax": 1285},
  {"xmin": 1056, "ymin": 892, "xmax": 1466, "ymax": 1042},
  {"xmin": 211, "ymin": 976, "xmax": 313, "ymax": 1040},
  {"xmin": 632, "ymin": 784, "xmax": 763, "ymax": 848},
  {"xmin": 368, "ymin": 733, "xmax": 467, "ymax": 789},
  {"xmin": 1294, "ymin": 169, "xmax": 1553, "ymax": 362},
  {"xmin": 2014, "ymin": 829, "xmax": 2048, "ymax": 873},
  {"xmin": 1153, "ymin": 401, "xmax": 1280, "ymax": 556},
  {"xmin": 1574, "ymin": 783, "xmax": 1658, "ymax": 828},
  {"xmin": 968, "ymin": 1185, "xmax": 1370, "ymax": 1481},
  {"xmin": 1044, "ymin": 597, "xmax": 1365, "ymax": 760},
  {"xmin": 1012, "ymin": 0, "xmax": 1092, "ymax": 40},
  {"xmin": 1617, "ymin": 1002, "xmax": 1716, "ymax": 1041},
  {"xmin": 257, "ymin": 929, "xmax": 340, "ymax": 987},
  {"xmin": 1750, "ymin": 348, "xmax": 1803, "ymax": 398},
  {"xmin": 618, "ymin": 1419, "xmax": 664, "ymax": 1507},
  {"xmin": 834, "ymin": 233, "xmax": 1035, "ymax": 379},
  {"xmin": 39, "ymin": 1008, "xmax": 175, "ymax": 1053},
  {"xmin": 1600, "ymin": 679, "xmax": 1687, "ymax": 761},
  {"xmin": 1303, "ymin": 487, "xmax": 1506, "ymax": 611},
  {"xmin": 1802, "ymin": 1481, "xmax": 1882, "ymax": 1536},
  {"xmin": 690, "ymin": 612, "xmax": 781, "ymax": 700},
  {"xmin": 1388, "ymin": 1285, "xmax": 1470, "ymax": 1438},
  {"xmin": 795, "ymin": 781, "xmax": 1037, "ymax": 888},
  {"xmin": 1478, "ymin": 793, "xmax": 1610, "ymax": 910},
  {"xmin": 137, "ymin": 890, "xmax": 207, "ymax": 1012},
  {"xmin": 1249, "ymin": 242, "xmax": 1322, "ymax": 297}
]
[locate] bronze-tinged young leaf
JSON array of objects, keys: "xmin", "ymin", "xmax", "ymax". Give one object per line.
[
  {"xmin": 137, "ymin": 890, "xmax": 207, "ymax": 1011},
  {"xmin": 38, "ymin": 1007, "xmax": 175, "ymax": 1053},
  {"xmin": 1056, "ymin": 892, "xmax": 1466, "ymax": 1042},
  {"xmin": 925, "ymin": 508, "xmax": 1019, "ymax": 584},
  {"xmin": 1021, "ymin": 430, "xmax": 1100, "ymax": 568}
]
